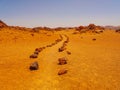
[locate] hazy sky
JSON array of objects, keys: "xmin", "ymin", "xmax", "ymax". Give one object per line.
[{"xmin": 0, "ymin": 0, "xmax": 120, "ymax": 27}]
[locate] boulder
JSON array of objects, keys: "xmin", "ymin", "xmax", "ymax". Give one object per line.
[
  {"xmin": 35, "ymin": 48, "xmax": 43, "ymax": 52},
  {"xmin": 30, "ymin": 54, "xmax": 38, "ymax": 58},
  {"xmin": 29, "ymin": 61, "xmax": 39, "ymax": 70},
  {"xmin": 47, "ymin": 45, "xmax": 52, "ymax": 47},
  {"xmin": 92, "ymin": 38, "xmax": 96, "ymax": 41},
  {"xmin": 66, "ymin": 51, "xmax": 71, "ymax": 55},
  {"xmin": 58, "ymin": 57, "xmax": 67, "ymax": 65}
]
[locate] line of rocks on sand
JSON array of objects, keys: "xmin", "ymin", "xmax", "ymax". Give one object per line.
[
  {"xmin": 29, "ymin": 34, "xmax": 63, "ymax": 59},
  {"xmin": 58, "ymin": 35, "xmax": 71, "ymax": 54},
  {"xmin": 29, "ymin": 34, "xmax": 71, "ymax": 76},
  {"xmin": 29, "ymin": 34, "xmax": 63, "ymax": 71},
  {"xmin": 57, "ymin": 35, "xmax": 72, "ymax": 75}
]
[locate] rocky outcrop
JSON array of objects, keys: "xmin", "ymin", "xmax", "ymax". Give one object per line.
[{"xmin": 0, "ymin": 20, "xmax": 7, "ymax": 28}]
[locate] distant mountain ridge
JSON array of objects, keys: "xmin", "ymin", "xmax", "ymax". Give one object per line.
[
  {"xmin": 104, "ymin": 26, "xmax": 120, "ymax": 30},
  {"xmin": 0, "ymin": 19, "xmax": 120, "ymax": 30}
]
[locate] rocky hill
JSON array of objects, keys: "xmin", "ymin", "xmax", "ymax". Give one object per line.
[{"xmin": 0, "ymin": 20, "xmax": 8, "ymax": 28}]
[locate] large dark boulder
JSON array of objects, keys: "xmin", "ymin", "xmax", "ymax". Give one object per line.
[{"xmin": 29, "ymin": 61, "xmax": 39, "ymax": 70}]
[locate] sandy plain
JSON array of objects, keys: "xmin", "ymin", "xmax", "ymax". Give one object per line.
[{"xmin": 0, "ymin": 28, "xmax": 120, "ymax": 90}]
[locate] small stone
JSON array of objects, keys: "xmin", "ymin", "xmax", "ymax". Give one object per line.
[
  {"xmin": 58, "ymin": 69, "xmax": 67, "ymax": 75},
  {"xmin": 30, "ymin": 54, "xmax": 38, "ymax": 58},
  {"xmin": 58, "ymin": 57, "xmax": 67, "ymax": 65},
  {"xmin": 29, "ymin": 61, "xmax": 39, "ymax": 70}
]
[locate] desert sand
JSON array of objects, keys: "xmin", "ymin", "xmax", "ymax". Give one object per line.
[{"xmin": 0, "ymin": 27, "xmax": 120, "ymax": 90}]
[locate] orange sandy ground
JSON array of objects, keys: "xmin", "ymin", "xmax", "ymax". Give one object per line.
[{"xmin": 0, "ymin": 28, "xmax": 120, "ymax": 90}]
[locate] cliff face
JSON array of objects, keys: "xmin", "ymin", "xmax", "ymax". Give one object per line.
[{"xmin": 0, "ymin": 20, "xmax": 7, "ymax": 27}]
